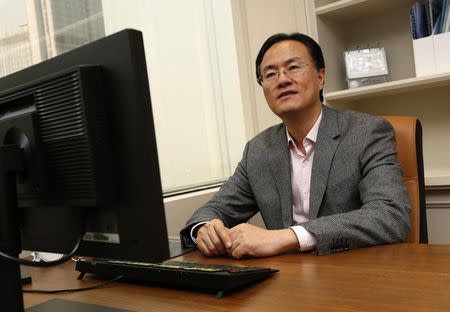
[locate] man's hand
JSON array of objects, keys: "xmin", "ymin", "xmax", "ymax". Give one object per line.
[
  {"xmin": 196, "ymin": 219, "xmax": 232, "ymax": 257},
  {"xmin": 229, "ymin": 224, "xmax": 299, "ymax": 259}
]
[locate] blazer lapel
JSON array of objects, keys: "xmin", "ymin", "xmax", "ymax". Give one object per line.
[
  {"xmin": 309, "ymin": 105, "xmax": 341, "ymax": 219},
  {"xmin": 268, "ymin": 125, "xmax": 293, "ymax": 228}
]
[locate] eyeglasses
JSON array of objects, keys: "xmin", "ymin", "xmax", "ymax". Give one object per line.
[{"xmin": 257, "ymin": 63, "xmax": 313, "ymax": 86}]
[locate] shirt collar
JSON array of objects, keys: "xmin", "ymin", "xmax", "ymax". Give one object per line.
[{"xmin": 286, "ymin": 111, "xmax": 323, "ymax": 146}]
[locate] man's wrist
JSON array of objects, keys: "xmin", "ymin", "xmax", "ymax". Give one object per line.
[
  {"xmin": 189, "ymin": 221, "xmax": 208, "ymax": 243},
  {"xmin": 290, "ymin": 225, "xmax": 317, "ymax": 251},
  {"xmin": 279, "ymin": 228, "xmax": 301, "ymax": 253}
]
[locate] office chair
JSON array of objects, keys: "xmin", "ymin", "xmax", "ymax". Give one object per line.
[{"xmin": 382, "ymin": 116, "xmax": 428, "ymax": 243}]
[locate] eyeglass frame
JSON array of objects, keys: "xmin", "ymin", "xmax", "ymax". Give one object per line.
[{"xmin": 256, "ymin": 63, "xmax": 314, "ymax": 86}]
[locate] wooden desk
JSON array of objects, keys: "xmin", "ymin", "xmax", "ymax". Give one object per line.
[{"xmin": 24, "ymin": 243, "xmax": 450, "ymax": 311}]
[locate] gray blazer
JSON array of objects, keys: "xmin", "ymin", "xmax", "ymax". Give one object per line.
[{"xmin": 181, "ymin": 105, "xmax": 411, "ymax": 255}]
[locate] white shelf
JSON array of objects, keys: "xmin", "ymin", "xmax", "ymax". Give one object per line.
[
  {"xmin": 315, "ymin": 0, "xmax": 415, "ymax": 22},
  {"xmin": 325, "ymin": 72, "xmax": 450, "ymax": 105},
  {"xmin": 426, "ymin": 177, "xmax": 450, "ymax": 187},
  {"xmin": 314, "ymin": 0, "xmax": 450, "ymax": 190},
  {"xmin": 426, "ymin": 171, "xmax": 450, "ymax": 187}
]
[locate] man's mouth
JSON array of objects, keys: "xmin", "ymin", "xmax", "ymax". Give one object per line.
[{"xmin": 277, "ymin": 90, "xmax": 297, "ymax": 99}]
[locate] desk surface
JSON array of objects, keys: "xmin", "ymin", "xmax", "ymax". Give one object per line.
[{"xmin": 24, "ymin": 243, "xmax": 450, "ymax": 311}]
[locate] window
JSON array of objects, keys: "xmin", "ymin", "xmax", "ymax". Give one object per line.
[{"xmin": 0, "ymin": 0, "xmax": 247, "ymax": 194}]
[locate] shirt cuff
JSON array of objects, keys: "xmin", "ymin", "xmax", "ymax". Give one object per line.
[
  {"xmin": 290, "ymin": 225, "xmax": 317, "ymax": 251},
  {"xmin": 190, "ymin": 222, "xmax": 208, "ymax": 244}
]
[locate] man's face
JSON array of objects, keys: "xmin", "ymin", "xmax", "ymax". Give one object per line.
[{"xmin": 259, "ymin": 40, "xmax": 324, "ymax": 119}]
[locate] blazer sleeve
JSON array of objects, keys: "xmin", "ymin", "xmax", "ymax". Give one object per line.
[
  {"xmin": 302, "ymin": 118, "xmax": 411, "ymax": 255},
  {"xmin": 180, "ymin": 142, "xmax": 259, "ymax": 247}
]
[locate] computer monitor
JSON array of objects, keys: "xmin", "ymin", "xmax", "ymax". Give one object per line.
[{"xmin": 0, "ymin": 29, "xmax": 171, "ymax": 310}]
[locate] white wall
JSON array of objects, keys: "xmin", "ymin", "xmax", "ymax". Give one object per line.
[
  {"xmin": 101, "ymin": 0, "xmax": 247, "ymax": 192},
  {"xmin": 232, "ymin": 0, "xmax": 308, "ymax": 134},
  {"xmin": 101, "ymin": 0, "xmax": 310, "ymax": 237},
  {"xmin": 164, "ymin": 0, "xmax": 310, "ymax": 236}
]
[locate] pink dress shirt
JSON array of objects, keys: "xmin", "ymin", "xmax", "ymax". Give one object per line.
[
  {"xmin": 191, "ymin": 113, "xmax": 323, "ymax": 252},
  {"xmin": 288, "ymin": 112, "xmax": 322, "ymax": 251}
]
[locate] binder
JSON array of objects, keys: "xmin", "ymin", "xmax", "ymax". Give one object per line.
[{"xmin": 410, "ymin": 3, "xmax": 430, "ymax": 39}]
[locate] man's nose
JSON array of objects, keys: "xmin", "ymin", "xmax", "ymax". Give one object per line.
[{"xmin": 277, "ymin": 70, "xmax": 292, "ymax": 86}]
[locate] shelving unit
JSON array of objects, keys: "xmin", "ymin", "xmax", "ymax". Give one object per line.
[
  {"xmin": 311, "ymin": 0, "xmax": 450, "ymax": 188},
  {"xmin": 315, "ymin": 0, "xmax": 414, "ymax": 22},
  {"xmin": 426, "ymin": 171, "xmax": 450, "ymax": 187},
  {"xmin": 325, "ymin": 72, "xmax": 450, "ymax": 105}
]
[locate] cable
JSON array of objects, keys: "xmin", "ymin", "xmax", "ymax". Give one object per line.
[
  {"xmin": 0, "ymin": 236, "xmax": 82, "ymax": 267},
  {"xmin": 23, "ymin": 275, "xmax": 123, "ymax": 294},
  {"xmin": 0, "ymin": 236, "xmax": 121, "ymax": 295}
]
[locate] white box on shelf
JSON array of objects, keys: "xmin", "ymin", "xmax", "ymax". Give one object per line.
[
  {"xmin": 344, "ymin": 48, "xmax": 389, "ymax": 89},
  {"xmin": 413, "ymin": 33, "xmax": 450, "ymax": 77},
  {"xmin": 434, "ymin": 32, "xmax": 450, "ymax": 74},
  {"xmin": 412, "ymin": 36, "xmax": 436, "ymax": 77}
]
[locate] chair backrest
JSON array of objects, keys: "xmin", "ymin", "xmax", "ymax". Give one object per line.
[{"xmin": 382, "ymin": 116, "xmax": 428, "ymax": 243}]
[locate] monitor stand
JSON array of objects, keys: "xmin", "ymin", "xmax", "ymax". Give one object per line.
[
  {"xmin": 20, "ymin": 265, "xmax": 32, "ymax": 284},
  {"xmin": 168, "ymin": 238, "xmax": 195, "ymax": 258},
  {"xmin": 0, "ymin": 145, "xmax": 25, "ymax": 311},
  {"xmin": 26, "ymin": 298, "xmax": 132, "ymax": 312}
]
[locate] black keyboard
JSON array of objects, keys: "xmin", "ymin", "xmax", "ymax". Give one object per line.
[{"xmin": 76, "ymin": 258, "xmax": 278, "ymax": 297}]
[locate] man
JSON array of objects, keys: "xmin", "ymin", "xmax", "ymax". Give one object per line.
[{"xmin": 180, "ymin": 32, "xmax": 410, "ymax": 258}]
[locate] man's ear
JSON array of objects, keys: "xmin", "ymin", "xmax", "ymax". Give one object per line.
[{"xmin": 318, "ymin": 68, "xmax": 325, "ymax": 90}]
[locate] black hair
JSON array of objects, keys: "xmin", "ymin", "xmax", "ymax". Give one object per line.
[{"xmin": 255, "ymin": 32, "xmax": 325, "ymax": 102}]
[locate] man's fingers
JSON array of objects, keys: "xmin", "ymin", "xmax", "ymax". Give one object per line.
[
  {"xmin": 207, "ymin": 220, "xmax": 231, "ymax": 253},
  {"xmin": 199, "ymin": 226, "xmax": 222, "ymax": 255},
  {"xmin": 230, "ymin": 241, "xmax": 245, "ymax": 259},
  {"xmin": 196, "ymin": 239, "xmax": 212, "ymax": 257},
  {"xmin": 197, "ymin": 231, "xmax": 220, "ymax": 256},
  {"xmin": 206, "ymin": 226, "xmax": 227, "ymax": 254},
  {"xmin": 214, "ymin": 224, "xmax": 232, "ymax": 250},
  {"xmin": 196, "ymin": 220, "xmax": 230, "ymax": 256}
]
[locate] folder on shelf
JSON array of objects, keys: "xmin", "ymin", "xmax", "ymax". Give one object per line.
[
  {"xmin": 442, "ymin": 0, "xmax": 450, "ymax": 32},
  {"xmin": 425, "ymin": 1, "xmax": 433, "ymax": 35},
  {"xmin": 434, "ymin": 0, "xmax": 448, "ymax": 34},
  {"xmin": 428, "ymin": 0, "xmax": 443, "ymax": 34}
]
